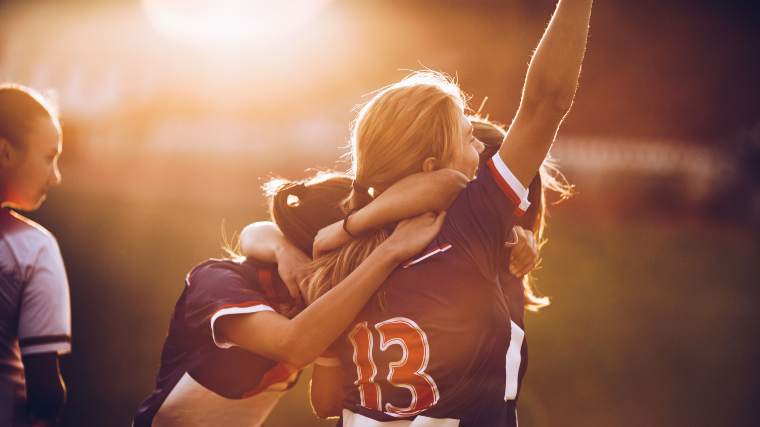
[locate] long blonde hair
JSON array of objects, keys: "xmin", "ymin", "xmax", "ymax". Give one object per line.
[{"xmin": 302, "ymin": 71, "xmax": 467, "ymax": 304}]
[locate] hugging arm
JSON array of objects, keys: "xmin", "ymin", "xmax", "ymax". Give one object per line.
[
  {"xmin": 239, "ymin": 221, "xmax": 311, "ymax": 301},
  {"xmin": 314, "ymin": 168, "xmax": 467, "ymax": 255},
  {"xmin": 216, "ymin": 212, "xmax": 447, "ymax": 368},
  {"xmin": 499, "ymin": 0, "xmax": 593, "ymax": 186}
]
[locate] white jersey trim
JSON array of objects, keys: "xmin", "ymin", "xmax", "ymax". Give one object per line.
[
  {"xmin": 401, "ymin": 244, "xmax": 452, "ymax": 269},
  {"xmin": 488, "ymin": 154, "xmax": 531, "ymax": 213},
  {"xmin": 504, "ymin": 320, "xmax": 525, "ymax": 401},
  {"xmin": 20, "ymin": 341, "xmax": 71, "ymax": 356},
  {"xmin": 342, "ymin": 409, "xmax": 460, "ymax": 427},
  {"xmin": 210, "ymin": 304, "xmax": 274, "ymax": 349}
]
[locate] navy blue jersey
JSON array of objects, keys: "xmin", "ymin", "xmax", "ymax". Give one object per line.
[
  {"xmin": 337, "ymin": 154, "xmax": 531, "ymax": 427},
  {"xmin": 134, "ymin": 258, "xmax": 300, "ymax": 427}
]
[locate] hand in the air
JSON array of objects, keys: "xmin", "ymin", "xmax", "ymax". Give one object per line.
[{"xmin": 508, "ymin": 226, "xmax": 539, "ymax": 277}]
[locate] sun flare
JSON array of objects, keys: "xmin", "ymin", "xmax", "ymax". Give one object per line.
[{"xmin": 141, "ymin": 0, "xmax": 332, "ymax": 46}]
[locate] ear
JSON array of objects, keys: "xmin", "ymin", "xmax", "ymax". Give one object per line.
[
  {"xmin": 0, "ymin": 137, "xmax": 15, "ymax": 169},
  {"xmin": 421, "ymin": 157, "xmax": 439, "ymax": 172}
]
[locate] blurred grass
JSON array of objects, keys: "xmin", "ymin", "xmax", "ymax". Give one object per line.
[{"xmin": 27, "ymin": 190, "xmax": 758, "ymax": 427}]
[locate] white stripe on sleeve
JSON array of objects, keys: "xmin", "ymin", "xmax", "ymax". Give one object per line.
[
  {"xmin": 210, "ymin": 304, "xmax": 274, "ymax": 349},
  {"xmin": 490, "ymin": 154, "xmax": 531, "ymax": 212}
]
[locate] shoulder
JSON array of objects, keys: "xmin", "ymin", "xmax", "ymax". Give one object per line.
[
  {"xmin": 187, "ymin": 257, "xmax": 275, "ymax": 283},
  {"xmin": 188, "ymin": 258, "xmax": 253, "ymax": 286},
  {"xmin": 185, "ymin": 258, "xmax": 279, "ymax": 299},
  {"xmin": 0, "ymin": 209, "xmax": 62, "ymax": 276},
  {"xmin": 0, "ymin": 209, "xmax": 58, "ymax": 248}
]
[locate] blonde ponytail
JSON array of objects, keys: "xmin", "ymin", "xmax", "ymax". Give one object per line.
[{"xmin": 301, "ymin": 71, "xmax": 468, "ymax": 303}]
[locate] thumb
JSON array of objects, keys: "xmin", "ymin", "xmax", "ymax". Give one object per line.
[{"xmin": 434, "ymin": 211, "xmax": 447, "ymax": 228}]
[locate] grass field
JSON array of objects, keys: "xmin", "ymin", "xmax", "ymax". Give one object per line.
[{"xmin": 28, "ymin": 190, "xmax": 758, "ymax": 427}]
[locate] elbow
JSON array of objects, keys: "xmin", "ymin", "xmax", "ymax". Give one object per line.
[
  {"xmin": 523, "ymin": 77, "xmax": 578, "ymax": 118},
  {"xmin": 521, "ymin": 88, "xmax": 575, "ymax": 121},
  {"xmin": 238, "ymin": 223, "xmax": 259, "ymax": 257},
  {"xmin": 313, "ymin": 402, "xmax": 341, "ymax": 419}
]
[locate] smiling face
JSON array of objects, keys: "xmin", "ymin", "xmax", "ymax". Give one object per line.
[
  {"xmin": 1, "ymin": 118, "xmax": 62, "ymax": 211},
  {"xmin": 445, "ymin": 109, "xmax": 485, "ymax": 179}
]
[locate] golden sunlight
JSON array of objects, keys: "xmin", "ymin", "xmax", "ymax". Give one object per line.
[{"xmin": 141, "ymin": 0, "xmax": 332, "ymax": 46}]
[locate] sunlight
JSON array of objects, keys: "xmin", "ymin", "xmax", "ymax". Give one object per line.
[{"xmin": 141, "ymin": 0, "xmax": 332, "ymax": 46}]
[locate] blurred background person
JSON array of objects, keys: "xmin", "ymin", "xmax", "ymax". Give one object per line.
[{"xmin": 0, "ymin": 84, "xmax": 69, "ymax": 427}]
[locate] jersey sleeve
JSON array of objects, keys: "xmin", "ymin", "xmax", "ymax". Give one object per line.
[
  {"xmin": 443, "ymin": 153, "xmax": 531, "ymax": 280},
  {"xmin": 17, "ymin": 236, "xmax": 71, "ymax": 356},
  {"xmin": 183, "ymin": 262, "xmax": 275, "ymax": 350}
]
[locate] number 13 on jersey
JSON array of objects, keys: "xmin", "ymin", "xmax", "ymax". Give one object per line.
[
  {"xmin": 349, "ymin": 317, "xmax": 526, "ymax": 417},
  {"xmin": 348, "ymin": 317, "xmax": 439, "ymax": 418}
]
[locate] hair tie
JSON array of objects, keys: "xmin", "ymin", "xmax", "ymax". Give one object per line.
[
  {"xmin": 286, "ymin": 182, "xmax": 306, "ymax": 197},
  {"xmin": 352, "ymin": 180, "xmax": 369, "ymax": 196},
  {"xmin": 343, "ymin": 209, "xmax": 359, "ymax": 238}
]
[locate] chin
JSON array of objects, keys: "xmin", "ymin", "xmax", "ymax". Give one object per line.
[{"xmin": 23, "ymin": 195, "xmax": 46, "ymax": 212}]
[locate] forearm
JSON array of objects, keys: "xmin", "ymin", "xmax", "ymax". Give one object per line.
[
  {"xmin": 226, "ymin": 245, "xmax": 399, "ymax": 367},
  {"xmin": 282, "ymin": 246, "xmax": 398, "ymax": 366},
  {"xmin": 239, "ymin": 221, "xmax": 284, "ymax": 262},
  {"xmin": 521, "ymin": 0, "xmax": 593, "ymax": 111},
  {"xmin": 499, "ymin": 0, "xmax": 593, "ymax": 185},
  {"xmin": 350, "ymin": 169, "xmax": 466, "ymax": 233}
]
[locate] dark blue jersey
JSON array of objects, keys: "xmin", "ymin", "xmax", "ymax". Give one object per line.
[
  {"xmin": 133, "ymin": 258, "xmax": 300, "ymax": 427},
  {"xmin": 337, "ymin": 154, "xmax": 531, "ymax": 427}
]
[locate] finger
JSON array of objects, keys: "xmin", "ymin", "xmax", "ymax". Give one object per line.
[
  {"xmin": 283, "ymin": 278, "xmax": 301, "ymax": 300},
  {"xmin": 433, "ymin": 211, "xmax": 447, "ymax": 228},
  {"xmin": 509, "ymin": 252, "xmax": 531, "ymax": 276},
  {"xmin": 518, "ymin": 256, "xmax": 538, "ymax": 276},
  {"xmin": 514, "ymin": 260, "xmax": 532, "ymax": 277}
]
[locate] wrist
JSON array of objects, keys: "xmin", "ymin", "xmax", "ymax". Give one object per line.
[
  {"xmin": 345, "ymin": 209, "xmax": 368, "ymax": 236},
  {"xmin": 372, "ymin": 241, "xmax": 404, "ymax": 266},
  {"xmin": 375, "ymin": 239, "xmax": 407, "ymax": 265}
]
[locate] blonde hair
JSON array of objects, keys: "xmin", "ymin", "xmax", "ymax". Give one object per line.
[{"xmin": 302, "ymin": 71, "xmax": 467, "ymax": 303}]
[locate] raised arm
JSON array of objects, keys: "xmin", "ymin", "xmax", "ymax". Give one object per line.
[
  {"xmin": 217, "ymin": 212, "xmax": 446, "ymax": 368},
  {"xmin": 313, "ymin": 168, "xmax": 467, "ymax": 256},
  {"xmin": 499, "ymin": 0, "xmax": 593, "ymax": 186}
]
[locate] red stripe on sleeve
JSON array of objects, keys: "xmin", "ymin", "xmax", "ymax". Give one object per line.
[{"xmin": 486, "ymin": 159, "xmax": 526, "ymax": 217}]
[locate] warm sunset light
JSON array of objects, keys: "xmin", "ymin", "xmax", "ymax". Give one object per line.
[
  {"xmin": 0, "ymin": 1, "xmax": 756, "ymax": 426},
  {"xmin": 141, "ymin": 0, "xmax": 332, "ymax": 46}
]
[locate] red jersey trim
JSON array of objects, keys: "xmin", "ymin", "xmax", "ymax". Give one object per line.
[{"xmin": 486, "ymin": 154, "xmax": 531, "ymax": 216}]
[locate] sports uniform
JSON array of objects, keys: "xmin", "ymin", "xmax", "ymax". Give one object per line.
[
  {"xmin": 0, "ymin": 208, "xmax": 71, "ymax": 426},
  {"xmin": 133, "ymin": 258, "xmax": 303, "ymax": 427},
  {"xmin": 334, "ymin": 154, "xmax": 530, "ymax": 427}
]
